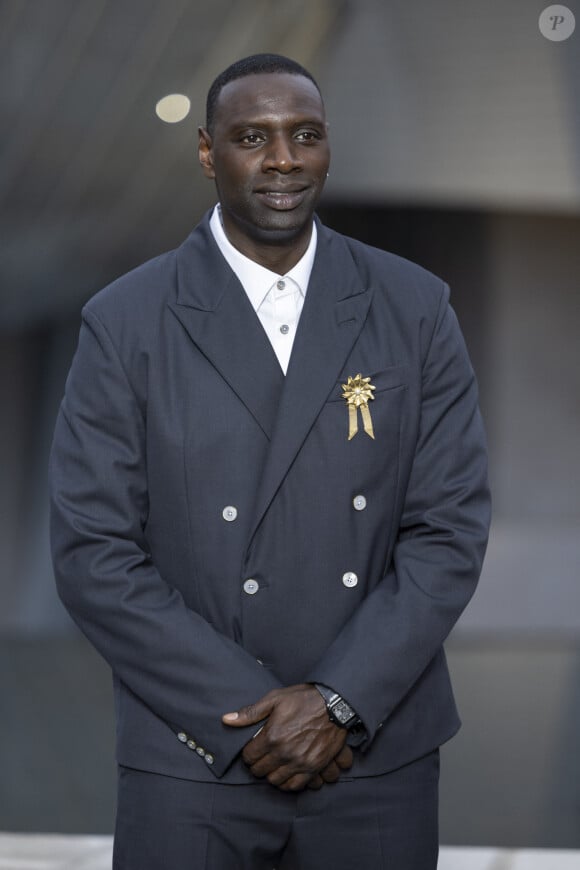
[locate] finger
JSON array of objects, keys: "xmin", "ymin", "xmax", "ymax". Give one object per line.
[
  {"xmin": 241, "ymin": 739, "xmax": 271, "ymax": 768},
  {"xmin": 319, "ymin": 761, "xmax": 340, "ymax": 783},
  {"xmin": 249, "ymin": 756, "xmax": 280, "ymax": 779},
  {"xmin": 266, "ymin": 764, "xmax": 297, "ymax": 788},
  {"xmin": 222, "ymin": 697, "xmax": 273, "ymax": 727},
  {"xmin": 334, "ymin": 745, "xmax": 353, "ymax": 770},
  {"xmin": 278, "ymin": 773, "xmax": 311, "ymax": 792},
  {"xmin": 307, "ymin": 775, "xmax": 324, "ymax": 790},
  {"xmin": 241, "ymin": 723, "xmax": 278, "ymax": 766}
]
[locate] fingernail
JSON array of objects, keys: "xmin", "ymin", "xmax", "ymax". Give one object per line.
[{"xmin": 223, "ymin": 712, "xmax": 239, "ymax": 721}]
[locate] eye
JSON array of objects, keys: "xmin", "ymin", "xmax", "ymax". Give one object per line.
[
  {"xmin": 239, "ymin": 132, "xmax": 265, "ymax": 145},
  {"xmin": 295, "ymin": 129, "xmax": 322, "ymax": 142}
]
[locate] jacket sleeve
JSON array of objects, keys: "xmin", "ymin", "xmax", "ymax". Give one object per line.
[
  {"xmin": 49, "ymin": 307, "xmax": 281, "ymax": 778},
  {"xmin": 306, "ymin": 283, "xmax": 491, "ymax": 746}
]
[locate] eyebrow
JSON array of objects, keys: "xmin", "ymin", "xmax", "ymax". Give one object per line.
[{"xmin": 227, "ymin": 115, "xmax": 326, "ymax": 130}]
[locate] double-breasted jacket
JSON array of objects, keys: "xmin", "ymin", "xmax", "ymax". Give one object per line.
[{"xmin": 49, "ymin": 213, "xmax": 491, "ymax": 783}]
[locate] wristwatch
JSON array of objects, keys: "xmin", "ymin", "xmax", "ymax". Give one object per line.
[{"xmin": 314, "ymin": 683, "xmax": 361, "ymax": 730}]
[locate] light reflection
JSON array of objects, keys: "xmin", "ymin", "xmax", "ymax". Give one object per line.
[{"xmin": 155, "ymin": 94, "xmax": 191, "ymax": 124}]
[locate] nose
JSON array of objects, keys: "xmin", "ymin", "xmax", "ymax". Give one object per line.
[{"xmin": 262, "ymin": 133, "xmax": 302, "ymax": 173}]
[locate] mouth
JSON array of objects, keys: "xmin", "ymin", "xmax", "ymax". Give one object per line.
[{"xmin": 254, "ymin": 186, "xmax": 309, "ymax": 211}]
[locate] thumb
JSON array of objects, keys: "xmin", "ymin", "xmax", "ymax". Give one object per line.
[{"xmin": 222, "ymin": 696, "xmax": 274, "ymax": 727}]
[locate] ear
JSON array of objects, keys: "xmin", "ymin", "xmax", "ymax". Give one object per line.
[{"xmin": 198, "ymin": 127, "xmax": 215, "ymax": 179}]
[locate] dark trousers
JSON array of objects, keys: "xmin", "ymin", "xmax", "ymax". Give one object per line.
[{"xmin": 113, "ymin": 749, "xmax": 439, "ymax": 870}]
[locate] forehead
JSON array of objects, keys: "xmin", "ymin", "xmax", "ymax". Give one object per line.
[{"xmin": 213, "ymin": 72, "xmax": 325, "ymax": 127}]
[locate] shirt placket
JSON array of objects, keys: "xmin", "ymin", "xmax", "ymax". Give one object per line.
[{"xmin": 271, "ymin": 279, "xmax": 299, "ymax": 372}]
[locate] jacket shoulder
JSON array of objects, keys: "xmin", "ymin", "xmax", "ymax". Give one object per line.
[
  {"xmin": 324, "ymin": 226, "xmax": 448, "ymax": 313},
  {"xmin": 84, "ymin": 248, "xmax": 178, "ymax": 324}
]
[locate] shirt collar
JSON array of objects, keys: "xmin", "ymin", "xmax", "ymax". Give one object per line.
[{"xmin": 209, "ymin": 204, "xmax": 317, "ymax": 312}]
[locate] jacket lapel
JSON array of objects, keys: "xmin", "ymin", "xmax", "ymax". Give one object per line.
[
  {"xmin": 248, "ymin": 224, "xmax": 373, "ymax": 541},
  {"xmin": 168, "ymin": 215, "xmax": 284, "ymax": 440}
]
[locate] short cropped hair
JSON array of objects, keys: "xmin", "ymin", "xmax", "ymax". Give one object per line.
[{"xmin": 205, "ymin": 53, "xmax": 322, "ymax": 134}]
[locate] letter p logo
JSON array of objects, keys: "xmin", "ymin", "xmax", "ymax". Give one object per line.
[{"xmin": 539, "ymin": 5, "xmax": 576, "ymax": 41}]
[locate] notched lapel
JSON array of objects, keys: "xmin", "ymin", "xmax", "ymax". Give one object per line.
[
  {"xmin": 248, "ymin": 227, "xmax": 374, "ymax": 541},
  {"xmin": 168, "ymin": 217, "xmax": 284, "ymax": 440}
]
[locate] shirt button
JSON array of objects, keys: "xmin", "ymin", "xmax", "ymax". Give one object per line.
[
  {"xmin": 186, "ymin": 739, "xmax": 197, "ymax": 750},
  {"xmin": 280, "ymin": 324, "xmax": 290, "ymax": 335},
  {"xmin": 353, "ymin": 495, "xmax": 367, "ymax": 511},
  {"xmin": 342, "ymin": 572, "xmax": 358, "ymax": 588},
  {"xmin": 243, "ymin": 578, "xmax": 259, "ymax": 595},
  {"xmin": 222, "ymin": 505, "xmax": 238, "ymax": 522},
  {"xmin": 177, "ymin": 732, "xmax": 188, "ymax": 743},
  {"xmin": 276, "ymin": 279, "xmax": 286, "ymax": 290}
]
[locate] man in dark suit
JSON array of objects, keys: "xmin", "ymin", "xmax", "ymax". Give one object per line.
[{"xmin": 49, "ymin": 54, "xmax": 490, "ymax": 869}]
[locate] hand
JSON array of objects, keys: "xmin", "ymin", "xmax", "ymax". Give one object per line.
[
  {"xmin": 306, "ymin": 744, "xmax": 354, "ymax": 790},
  {"xmin": 222, "ymin": 684, "xmax": 352, "ymax": 791}
]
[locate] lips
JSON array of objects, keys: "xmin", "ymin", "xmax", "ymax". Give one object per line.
[{"xmin": 255, "ymin": 185, "xmax": 309, "ymax": 210}]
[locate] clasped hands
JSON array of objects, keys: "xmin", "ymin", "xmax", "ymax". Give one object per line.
[{"xmin": 223, "ymin": 683, "xmax": 353, "ymax": 792}]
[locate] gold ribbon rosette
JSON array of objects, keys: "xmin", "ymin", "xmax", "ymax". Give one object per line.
[{"xmin": 341, "ymin": 373, "xmax": 376, "ymax": 440}]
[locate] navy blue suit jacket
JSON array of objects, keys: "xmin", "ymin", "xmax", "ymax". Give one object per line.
[{"xmin": 49, "ymin": 212, "xmax": 490, "ymax": 783}]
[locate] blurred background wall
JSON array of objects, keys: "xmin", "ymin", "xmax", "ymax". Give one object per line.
[{"xmin": 1, "ymin": 0, "xmax": 579, "ymax": 846}]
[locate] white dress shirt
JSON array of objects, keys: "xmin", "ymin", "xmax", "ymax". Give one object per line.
[{"xmin": 209, "ymin": 205, "xmax": 317, "ymax": 374}]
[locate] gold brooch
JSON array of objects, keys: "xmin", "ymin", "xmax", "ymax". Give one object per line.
[{"xmin": 342, "ymin": 374, "xmax": 376, "ymax": 440}]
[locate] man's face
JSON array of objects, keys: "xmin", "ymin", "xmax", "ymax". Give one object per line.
[{"xmin": 199, "ymin": 72, "xmax": 330, "ymax": 255}]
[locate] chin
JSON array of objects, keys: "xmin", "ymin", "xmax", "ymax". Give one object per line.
[
  {"xmin": 253, "ymin": 221, "xmax": 311, "ymax": 245},
  {"xmin": 255, "ymin": 208, "xmax": 315, "ymax": 239},
  {"xmin": 223, "ymin": 203, "xmax": 317, "ymax": 248}
]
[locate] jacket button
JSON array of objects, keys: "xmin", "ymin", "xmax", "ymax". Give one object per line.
[
  {"xmin": 222, "ymin": 506, "xmax": 238, "ymax": 522},
  {"xmin": 342, "ymin": 572, "xmax": 358, "ymax": 588},
  {"xmin": 186, "ymin": 739, "xmax": 197, "ymax": 750},
  {"xmin": 205, "ymin": 754, "xmax": 215, "ymax": 765},
  {"xmin": 243, "ymin": 578, "xmax": 259, "ymax": 595},
  {"xmin": 353, "ymin": 495, "xmax": 367, "ymax": 511},
  {"xmin": 177, "ymin": 732, "xmax": 188, "ymax": 743},
  {"xmin": 196, "ymin": 746, "xmax": 205, "ymax": 756}
]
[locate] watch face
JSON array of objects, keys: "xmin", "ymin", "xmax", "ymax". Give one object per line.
[{"xmin": 332, "ymin": 699, "xmax": 355, "ymax": 725}]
